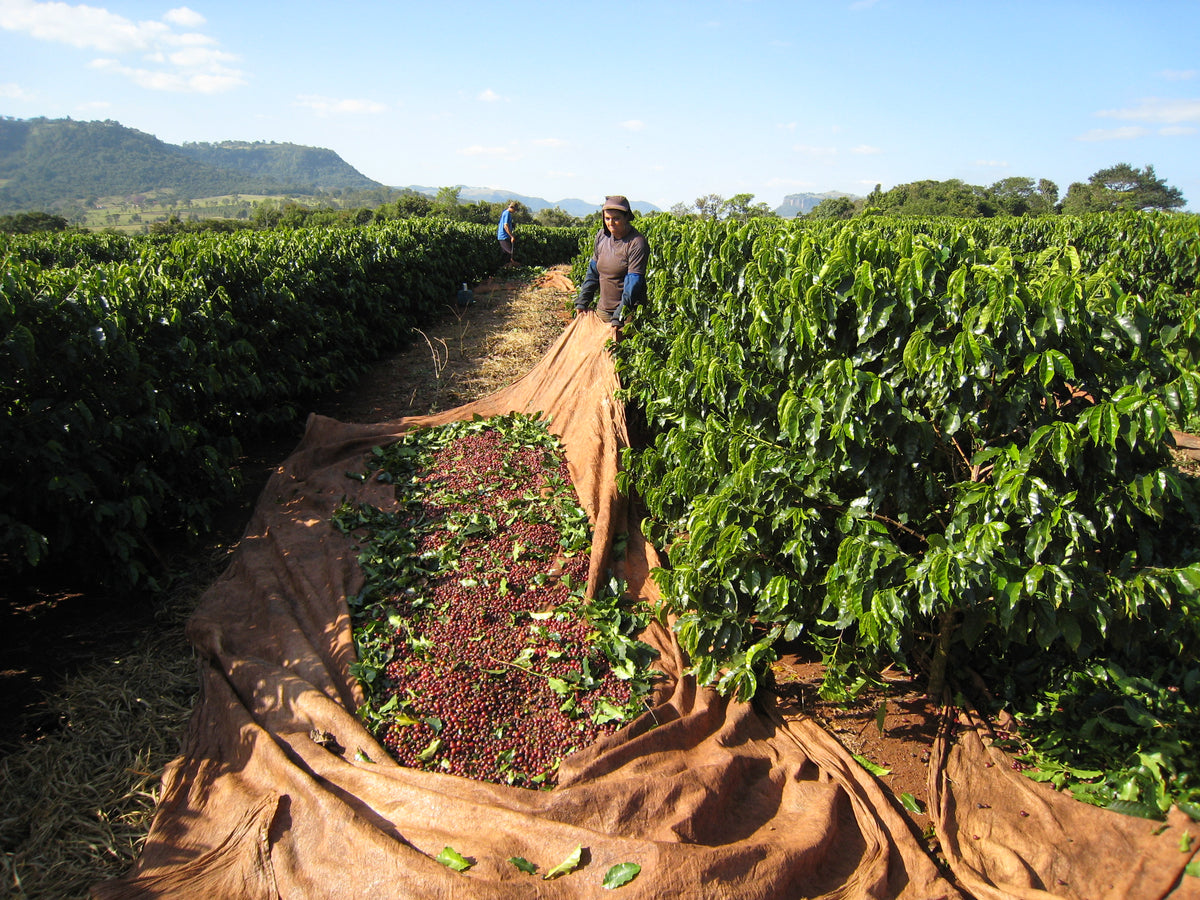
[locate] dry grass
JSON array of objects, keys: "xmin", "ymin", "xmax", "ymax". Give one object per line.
[
  {"xmin": 0, "ymin": 581, "xmax": 202, "ymax": 899},
  {"xmin": 310, "ymin": 265, "xmax": 575, "ymax": 422},
  {"xmin": 0, "ymin": 266, "xmax": 576, "ymax": 899}
]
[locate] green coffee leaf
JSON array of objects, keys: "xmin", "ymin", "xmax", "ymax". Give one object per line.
[
  {"xmin": 899, "ymin": 793, "xmax": 924, "ymax": 814},
  {"xmin": 508, "ymin": 856, "xmax": 538, "ymax": 874},
  {"xmin": 436, "ymin": 846, "xmax": 472, "ymax": 872},
  {"xmin": 1105, "ymin": 799, "xmax": 1161, "ymax": 820},
  {"xmin": 853, "ymin": 754, "xmax": 891, "ymax": 777},
  {"xmin": 602, "ymin": 862, "xmax": 641, "ymax": 889},
  {"xmin": 512, "ymin": 647, "xmax": 537, "ymax": 668},
  {"xmin": 591, "ymin": 698, "xmax": 626, "ymax": 724},
  {"xmin": 417, "ymin": 738, "xmax": 442, "ymax": 761},
  {"xmin": 544, "ymin": 845, "xmax": 583, "ymax": 879}
]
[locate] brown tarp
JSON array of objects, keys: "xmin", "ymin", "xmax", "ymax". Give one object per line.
[
  {"xmin": 930, "ymin": 708, "xmax": 1198, "ymax": 899},
  {"xmin": 92, "ymin": 314, "xmax": 1197, "ymax": 899}
]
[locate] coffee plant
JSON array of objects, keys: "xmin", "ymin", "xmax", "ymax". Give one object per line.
[
  {"xmin": 1, "ymin": 222, "xmax": 585, "ymax": 589},
  {"xmin": 594, "ymin": 212, "xmax": 1200, "ymax": 812},
  {"xmin": 984, "ymin": 653, "xmax": 1200, "ymax": 820}
]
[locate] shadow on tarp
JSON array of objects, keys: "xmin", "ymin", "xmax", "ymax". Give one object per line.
[{"xmin": 91, "ymin": 314, "xmax": 1193, "ymax": 899}]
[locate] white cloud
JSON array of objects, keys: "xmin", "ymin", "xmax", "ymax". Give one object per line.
[
  {"xmin": 793, "ymin": 144, "xmax": 838, "ymax": 156},
  {"xmin": 1075, "ymin": 126, "xmax": 1148, "ymax": 141},
  {"xmin": 478, "ymin": 88, "xmax": 504, "ymax": 102},
  {"xmin": 0, "ymin": 81, "xmax": 33, "ymax": 99},
  {"xmin": 0, "ymin": 0, "xmax": 242, "ymax": 92},
  {"xmin": 850, "ymin": 144, "xmax": 881, "ymax": 155},
  {"xmin": 90, "ymin": 57, "xmax": 240, "ymax": 92},
  {"xmin": 1160, "ymin": 125, "xmax": 1197, "ymax": 136},
  {"xmin": 532, "ymin": 137, "xmax": 568, "ymax": 148},
  {"xmin": 0, "ymin": 0, "xmax": 166, "ymax": 52},
  {"xmin": 294, "ymin": 95, "xmax": 388, "ymax": 115},
  {"xmin": 169, "ymin": 30, "xmax": 217, "ymax": 48},
  {"xmin": 164, "ymin": 7, "xmax": 205, "ymax": 28},
  {"xmin": 1158, "ymin": 69, "xmax": 1197, "ymax": 81},
  {"xmin": 620, "ymin": 119, "xmax": 645, "ymax": 131},
  {"xmin": 974, "ymin": 159, "xmax": 1009, "ymax": 168},
  {"xmin": 168, "ymin": 46, "xmax": 234, "ymax": 69},
  {"xmin": 1097, "ymin": 97, "xmax": 1200, "ymax": 124}
]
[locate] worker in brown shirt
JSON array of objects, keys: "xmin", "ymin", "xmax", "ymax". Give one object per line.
[{"xmin": 573, "ymin": 195, "xmax": 649, "ymax": 329}]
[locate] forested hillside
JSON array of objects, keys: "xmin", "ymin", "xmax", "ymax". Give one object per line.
[
  {"xmin": 0, "ymin": 117, "xmax": 380, "ymax": 214},
  {"xmin": 177, "ymin": 140, "xmax": 381, "ymax": 191}
]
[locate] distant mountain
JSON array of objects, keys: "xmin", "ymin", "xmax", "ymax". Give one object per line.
[
  {"xmin": 0, "ymin": 116, "xmax": 381, "ymax": 214},
  {"xmin": 775, "ymin": 191, "xmax": 860, "ymax": 218},
  {"xmin": 178, "ymin": 141, "xmax": 381, "ymax": 192},
  {"xmin": 401, "ymin": 185, "xmax": 661, "ymax": 218},
  {"xmin": 0, "ymin": 115, "xmax": 661, "ymax": 219}
]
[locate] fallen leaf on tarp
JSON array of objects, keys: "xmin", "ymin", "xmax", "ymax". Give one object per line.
[
  {"xmin": 436, "ymin": 846, "xmax": 472, "ymax": 872},
  {"xmin": 508, "ymin": 857, "xmax": 537, "ymax": 875},
  {"xmin": 544, "ymin": 845, "xmax": 582, "ymax": 879},
  {"xmin": 602, "ymin": 862, "xmax": 641, "ymax": 888}
]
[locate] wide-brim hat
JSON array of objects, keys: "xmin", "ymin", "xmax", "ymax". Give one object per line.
[{"xmin": 602, "ymin": 195, "xmax": 633, "ymax": 217}]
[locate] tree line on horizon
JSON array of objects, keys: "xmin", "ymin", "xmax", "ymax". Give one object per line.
[
  {"xmin": 798, "ymin": 163, "xmax": 1186, "ymax": 220},
  {"xmin": 0, "ymin": 163, "xmax": 1188, "ymax": 236},
  {"xmin": 665, "ymin": 163, "xmax": 1186, "ymax": 222}
]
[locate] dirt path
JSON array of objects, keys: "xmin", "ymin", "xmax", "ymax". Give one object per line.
[{"xmin": 310, "ymin": 267, "xmax": 577, "ymax": 423}]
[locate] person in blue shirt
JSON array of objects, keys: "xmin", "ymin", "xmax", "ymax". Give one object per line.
[
  {"xmin": 496, "ymin": 201, "xmax": 517, "ymax": 267},
  {"xmin": 573, "ymin": 195, "xmax": 649, "ymax": 331}
]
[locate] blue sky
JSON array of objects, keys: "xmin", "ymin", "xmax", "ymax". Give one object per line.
[{"xmin": 2, "ymin": 0, "xmax": 1198, "ymax": 211}]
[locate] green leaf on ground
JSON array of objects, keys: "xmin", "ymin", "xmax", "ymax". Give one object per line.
[{"xmin": 853, "ymin": 753, "xmax": 891, "ymax": 777}]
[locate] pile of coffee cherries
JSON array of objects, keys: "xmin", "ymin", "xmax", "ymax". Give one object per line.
[{"xmin": 339, "ymin": 415, "xmax": 654, "ymax": 788}]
